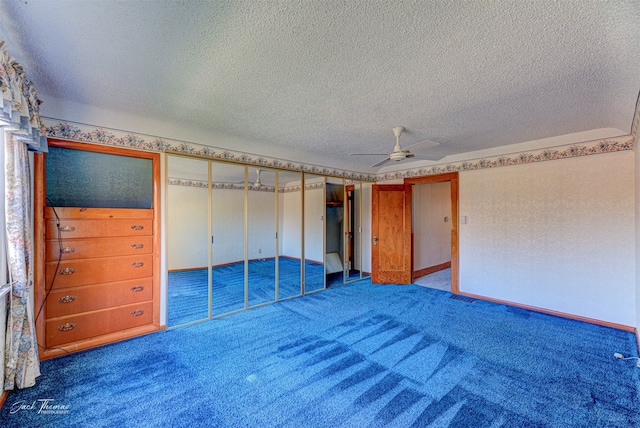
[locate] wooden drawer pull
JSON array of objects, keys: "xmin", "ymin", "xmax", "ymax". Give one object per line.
[
  {"xmin": 58, "ymin": 323, "xmax": 76, "ymax": 332},
  {"xmin": 59, "ymin": 268, "xmax": 76, "ymax": 275},
  {"xmin": 61, "ymin": 246, "xmax": 75, "ymax": 254},
  {"xmin": 58, "ymin": 295, "xmax": 76, "ymax": 303},
  {"xmin": 131, "ymin": 262, "xmax": 144, "ymax": 268},
  {"xmin": 130, "ymin": 243, "xmax": 145, "ymax": 249},
  {"xmin": 131, "ymin": 309, "xmax": 144, "ymax": 316},
  {"xmin": 130, "ymin": 225, "xmax": 144, "ymax": 230},
  {"xmin": 59, "ymin": 225, "xmax": 76, "ymax": 232},
  {"xmin": 131, "ymin": 285, "xmax": 145, "ymax": 292}
]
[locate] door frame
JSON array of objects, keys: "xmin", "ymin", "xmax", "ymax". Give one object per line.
[{"xmin": 404, "ymin": 172, "xmax": 459, "ymax": 294}]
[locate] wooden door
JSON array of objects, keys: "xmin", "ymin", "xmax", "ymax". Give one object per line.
[{"xmin": 371, "ymin": 184, "xmax": 412, "ymax": 284}]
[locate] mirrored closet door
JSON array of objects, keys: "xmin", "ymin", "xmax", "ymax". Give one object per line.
[
  {"xmin": 166, "ymin": 156, "xmax": 210, "ymax": 326},
  {"xmin": 247, "ymin": 167, "xmax": 277, "ymax": 307},
  {"xmin": 210, "ymin": 162, "xmax": 247, "ymax": 316},
  {"xmin": 277, "ymin": 171, "xmax": 303, "ymax": 299},
  {"xmin": 167, "ymin": 153, "xmax": 373, "ymax": 327}
]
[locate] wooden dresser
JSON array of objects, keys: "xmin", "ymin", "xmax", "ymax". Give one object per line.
[{"xmin": 35, "ymin": 140, "xmax": 161, "ymax": 359}]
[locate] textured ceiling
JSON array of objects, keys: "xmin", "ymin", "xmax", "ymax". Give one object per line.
[{"xmin": 1, "ymin": 0, "xmax": 639, "ymax": 174}]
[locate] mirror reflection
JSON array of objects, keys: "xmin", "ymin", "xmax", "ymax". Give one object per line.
[
  {"xmin": 167, "ymin": 156, "xmax": 210, "ymax": 326},
  {"xmin": 167, "ymin": 153, "xmax": 372, "ymax": 326},
  {"xmin": 210, "ymin": 162, "xmax": 247, "ymax": 315},
  {"xmin": 344, "ymin": 181, "xmax": 359, "ymax": 283},
  {"xmin": 325, "ymin": 177, "xmax": 344, "ymax": 287},
  {"xmin": 277, "ymin": 171, "xmax": 303, "ymax": 299},
  {"xmin": 247, "ymin": 168, "xmax": 277, "ymax": 306}
]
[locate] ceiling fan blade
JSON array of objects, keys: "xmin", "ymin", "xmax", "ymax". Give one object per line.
[
  {"xmin": 349, "ymin": 153, "xmax": 390, "ymax": 156},
  {"xmin": 371, "ymin": 157, "xmax": 392, "ymax": 167},
  {"xmin": 403, "ymin": 139, "xmax": 440, "ymax": 152},
  {"xmin": 411, "ymin": 153, "xmax": 446, "ymax": 161}
]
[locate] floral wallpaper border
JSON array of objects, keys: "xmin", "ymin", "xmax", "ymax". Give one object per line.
[
  {"xmin": 44, "ymin": 119, "xmax": 634, "ymax": 182},
  {"xmin": 378, "ymin": 136, "xmax": 634, "ymax": 182},
  {"xmin": 44, "ymin": 119, "xmax": 376, "ymax": 182},
  {"xmin": 168, "ymin": 177, "xmax": 322, "ymax": 193}
]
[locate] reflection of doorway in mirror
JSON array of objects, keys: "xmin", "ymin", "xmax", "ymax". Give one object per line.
[{"xmin": 325, "ymin": 180, "xmax": 344, "ymax": 287}]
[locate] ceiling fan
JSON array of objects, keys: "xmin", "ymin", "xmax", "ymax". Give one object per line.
[
  {"xmin": 349, "ymin": 126, "xmax": 443, "ymax": 167},
  {"xmin": 231, "ymin": 168, "xmax": 267, "ymax": 187},
  {"xmin": 253, "ymin": 169, "xmax": 263, "ymax": 187}
]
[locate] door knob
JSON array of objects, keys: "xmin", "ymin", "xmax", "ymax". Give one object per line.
[{"xmin": 373, "ymin": 236, "xmax": 378, "ymax": 246}]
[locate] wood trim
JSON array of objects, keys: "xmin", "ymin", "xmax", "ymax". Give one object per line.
[
  {"xmin": 405, "ymin": 172, "xmax": 459, "ymax": 293},
  {"xmin": 39, "ymin": 324, "xmax": 162, "ymax": 360},
  {"xmin": 168, "ymin": 257, "xmax": 281, "ymax": 272},
  {"xmin": 34, "ymin": 152, "xmax": 46, "ymax": 356},
  {"xmin": 404, "ymin": 172, "xmax": 459, "ymax": 185},
  {"xmin": 0, "ymin": 390, "xmax": 8, "ymax": 410},
  {"xmin": 168, "ymin": 266, "xmax": 209, "ymax": 273},
  {"xmin": 414, "ymin": 261, "xmax": 451, "ymax": 279},
  {"xmin": 459, "ymin": 291, "xmax": 636, "ymax": 332},
  {"xmin": 148, "ymin": 143, "xmax": 162, "ymax": 328},
  {"xmin": 45, "ymin": 207, "xmax": 153, "ymax": 219},
  {"xmin": 46, "ymin": 138, "xmax": 160, "ymax": 160}
]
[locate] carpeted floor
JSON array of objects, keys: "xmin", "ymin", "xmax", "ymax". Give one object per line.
[{"xmin": 3, "ymin": 280, "xmax": 639, "ymax": 427}]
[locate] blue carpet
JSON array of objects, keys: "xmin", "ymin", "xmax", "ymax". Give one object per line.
[
  {"xmin": 3, "ymin": 281, "xmax": 640, "ymax": 427},
  {"xmin": 168, "ymin": 258, "xmax": 341, "ymax": 326}
]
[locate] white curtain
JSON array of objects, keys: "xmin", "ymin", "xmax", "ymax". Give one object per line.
[{"xmin": 1, "ymin": 39, "xmax": 47, "ymax": 390}]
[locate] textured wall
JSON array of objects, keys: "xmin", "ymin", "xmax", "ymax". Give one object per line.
[{"xmin": 459, "ymin": 151, "xmax": 635, "ymax": 326}]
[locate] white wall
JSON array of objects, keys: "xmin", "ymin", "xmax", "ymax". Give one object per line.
[
  {"xmin": 459, "ymin": 151, "xmax": 636, "ymax": 326},
  {"xmin": 280, "ymin": 189, "xmax": 302, "ymax": 258},
  {"xmin": 248, "ymin": 190, "xmax": 277, "ymax": 259},
  {"xmin": 413, "ymin": 182, "xmax": 452, "ymax": 270},
  {"xmin": 166, "ymin": 184, "xmax": 209, "ymax": 270},
  {"xmin": 168, "ymin": 185, "xmax": 277, "ymax": 269}
]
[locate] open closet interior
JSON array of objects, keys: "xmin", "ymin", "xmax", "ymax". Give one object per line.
[{"xmin": 166, "ymin": 155, "xmax": 371, "ymax": 327}]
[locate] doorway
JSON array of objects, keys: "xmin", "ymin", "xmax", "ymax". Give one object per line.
[
  {"xmin": 405, "ymin": 172, "xmax": 459, "ymax": 293},
  {"xmin": 370, "ymin": 173, "xmax": 459, "ymax": 293},
  {"xmin": 412, "ymin": 181, "xmax": 452, "ymax": 291}
]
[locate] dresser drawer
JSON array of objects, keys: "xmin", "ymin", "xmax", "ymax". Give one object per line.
[
  {"xmin": 46, "ymin": 278, "xmax": 153, "ymax": 318},
  {"xmin": 45, "ymin": 236, "xmax": 153, "ymax": 261},
  {"xmin": 46, "ymin": 254, "xmax": 153, "ymax": 288},
  {"xmin": 46, "ymin": 301, "xmax": 153, "ymax": 347},
  {"xmin": 46, "ymin": 218, "xmax": 152, "ymax": 239},
  {"xmin": 45, "ymin": 207, "xmax": 153, "ymax": 220}
]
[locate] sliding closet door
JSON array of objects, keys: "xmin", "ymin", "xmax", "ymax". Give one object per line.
[
  {"xmin": 210, "ymin": 162, "xmax": 246, "ymax": 315},
  {"xmin": 247, "ymin": 168, "xmax": 277, "ymax": 307},
  {"xmin": 277, "ymin": 171, "xmax": 302, "ymax": 299},
  {"xmin": 167, "ymin": 156, "xmax": 210, "ymax": 326},
  {"xmin": 304, "ymin": 174, "xmax": 325, "ymax": 292}
]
